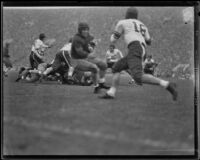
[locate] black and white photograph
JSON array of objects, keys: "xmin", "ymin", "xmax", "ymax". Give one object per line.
[{"xmin": 2, "ymin": 1, "xmax": 199, "ymax": 158}]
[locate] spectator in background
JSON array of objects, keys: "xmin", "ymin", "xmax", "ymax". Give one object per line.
[
  {"xmin": 106, "ymin": 44, "xmax": 123, "ymax": 69},
  {"xmin": 143, "ymin": 54, "xmax": 158, "ymax": 75}
]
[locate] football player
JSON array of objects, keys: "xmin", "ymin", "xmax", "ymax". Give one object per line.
[
  {"xmin": 40, "ymin": 38, "xmax": 74, "ymax": 83},
  {"xmin": 3, "ymin": 39, "xmax": 13, "ymax": 76},
  {"xmin": 70, "ymin": 22, "xmax": 110, "ymax": 93},
  {"xmin": 30, "ymin": 33, "xmax": 51, "ymax": 69},
  {"xmin": 100, "ymin": 7, "xmax": 178, "ymax": 101}
]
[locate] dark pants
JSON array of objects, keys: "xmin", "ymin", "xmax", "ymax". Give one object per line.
[
  {"xmin": 112, "ymin": 41, "xmax": 144, "ymax": 85},
  {"xmin": 52, "ymin": 51, "xmax": 71, "ymax": 71},
  {"xmin": 29, "ymin": 51, "xmax": 44, "ymax": 69},
  {"xmin": 107, "ymin": 61, "xmax": 115, "ymax": 69}
]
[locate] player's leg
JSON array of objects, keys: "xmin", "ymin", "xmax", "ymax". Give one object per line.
[
  {"xmin": 127, "ymin": 42, "xmax": 178, "ymax": 101},
  {"xmin": 126, "ymin": 69, "xmax": 135, "ymax": 84},
  {"xmin": 75, "ymin": 59, "xmax": 99, "ymax": 88},
  {"xmin": 29, "ymin": 52, "xmax": 36, "ymax": 69},
  {"xmin": 42, "ymin": 53, "xmax": 61, "ymax": 78},
  {"xmin": 15, "ymin": 67, "xmax": 26, "ymax": 82},
  {"xmin": 62, "ymin": 51, "xmax": 74, "ymax": 81},
  {"xmin": 88, "ymin": 57, "xmax": 110, "ymax": 90},
  {"xmin": 100, "ymin": 57, "xmax": 128, "ymax": 98}
]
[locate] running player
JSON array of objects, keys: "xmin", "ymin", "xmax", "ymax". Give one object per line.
[{"xmin": 100, "ymin": 7, "xmax": 178, "ymax": 101}]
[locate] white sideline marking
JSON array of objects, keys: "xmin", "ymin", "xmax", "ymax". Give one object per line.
[{"xmin": 4, "ymin": 116, "xmax": 194, "ymax": 153}]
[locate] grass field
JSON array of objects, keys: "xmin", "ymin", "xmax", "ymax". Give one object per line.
[{"xmin": 3, "ymin": 71, "xmax": 195, "ymax": 155}]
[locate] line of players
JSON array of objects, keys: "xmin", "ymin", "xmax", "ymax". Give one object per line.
[{"xmin": 3, "ymin": 7, "xmax": 178, "ymax": 101}]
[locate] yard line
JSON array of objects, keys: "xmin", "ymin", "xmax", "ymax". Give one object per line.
[{"xmin": 4, "ymin": 116, "xmax": 194, "ymax": 153}]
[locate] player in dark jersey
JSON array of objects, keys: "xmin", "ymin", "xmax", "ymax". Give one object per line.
[{"xmin": 71, "ymin": 22, "xmax": 110, "ymax": 93}]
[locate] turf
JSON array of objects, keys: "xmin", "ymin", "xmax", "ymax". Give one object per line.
[{"xmin": 3, "ymin": 72, "xmax": 195, "ymax": 155}]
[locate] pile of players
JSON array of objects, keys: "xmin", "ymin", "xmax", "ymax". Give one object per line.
[{"xmin": 3, "ymin": 7, "xmax": 178, "ymax": 101}]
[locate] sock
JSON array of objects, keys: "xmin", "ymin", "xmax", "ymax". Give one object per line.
[
  {"xmin": 160, "ymin": 80, "xmax": 169, "ymax": 88},
  {"xmin": 107, "ymin": 87, "xmax": 116, "ymax": 97},
  {"xmin": 43, "ymin": 67, "xmax": 53, "ymax": 75},
  {"xmin": 99, "ymin": 78, "xmax": 105, "ymax": 84},
  {"xmin": 68, "ymin": 67, "xmax": 74, "ymax": 77}
]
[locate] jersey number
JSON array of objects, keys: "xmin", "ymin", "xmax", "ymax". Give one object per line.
[{"xmin": 132, "ymin": 22, "xmax": 146, "ymax": 36}]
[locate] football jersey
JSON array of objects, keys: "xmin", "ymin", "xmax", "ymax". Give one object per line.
[
  {"xmin": 31, "ymin": 39, "xmax": 48, "ymax": 56},
  {"xmin": 112, "ymin": 19, "xmax": 151, "ymax": 47},
  {"xmin": 60, "ymin": 43, "xmax": 72, "ymax": 52},
  {"xmin": 106, "ymin": 49, "xmax": 123, "ymax": 62}
]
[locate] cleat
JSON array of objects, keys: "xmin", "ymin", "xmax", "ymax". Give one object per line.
[
  {"xmin": 94, "ymin": 86, "xmax": 101, "ymax": 94},
  {"xmin": 166, "ymin": 82, "xmax": 178, "ymax": 101},
  {"xmin": 99, "ymin": 83, "xmax": 110, "ymax": 89},
  {"xmin": 99, "ymin": 93, "xmax": 114, "ymax": 99}
]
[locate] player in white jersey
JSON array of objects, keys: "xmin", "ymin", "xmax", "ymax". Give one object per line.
[
  {"xmin": 100, "ymin": 7, "xmax": 178, "ymax": 101},
  {"xmin": 30, "ymin": 33, "xmax": 51, "ymax": 69},
  {"xmin": 106, "ymin": 44, "xmax": 123, "ymax": 68}
]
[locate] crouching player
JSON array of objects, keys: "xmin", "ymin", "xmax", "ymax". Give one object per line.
[
  {"xmin": 71, "ymin": 22, "xmax": 110, "ymax": 93},
  {"xmin": 40, "ymin": 38, "xmax": 74, "ymax": 83},
  {"xmin": 100, "ymin": 7, "xmax": 178, "ymax": 101}
]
